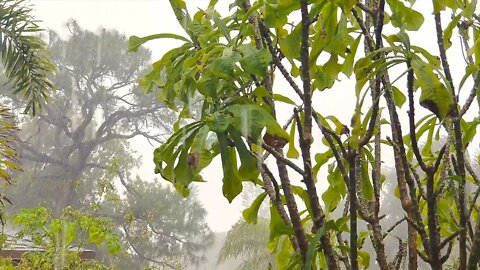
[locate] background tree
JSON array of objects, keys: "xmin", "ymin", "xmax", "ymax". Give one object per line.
[
  {"xmin": 134, "ymin": 0, "xmax": 480, "ymax": 269},
  {"xmin": 6, "ymin": 22, "xmax": 213, "ymax": 269},
  {"xmin": 218, "ymin": 183, "xmax": 274, "ymax": 270}
]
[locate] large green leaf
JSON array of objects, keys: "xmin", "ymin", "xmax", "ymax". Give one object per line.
[
  {"xmin": 128, "ymin": 33, "xmax": 190, "ymax": 52},
  {"xmin": 229, "ymin": 128, "xmax": 260, "ymax": 179},
  {"xmin": 227, "ymin": 104, "xmax": 289, "ymax": 144},
  {"xmin": 279, "ymin": 24, "xmax": 302, "ymax": 61},
  {"xmin": 387, "ymin": 0, "xmax": 424, "ymax": 31},
  {"xmin": 206, "ymin": 111, "xmax": 231, "ymax": 132},
  {"xmin": 264, "ymin": 0, "xmax": 300, "ymax": 28},
  {"xmin": 218, "ymin": 132, "xmax": 243, "ymax": 202},
  {"xmin": 411, "ymin": 58, "xmax": 454, "ymax": 119},
  {"xmin": 239, "ymin": 47, "xmax": 272, "ymax": 76}
]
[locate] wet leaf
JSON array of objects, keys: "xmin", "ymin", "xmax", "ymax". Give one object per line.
[
  {"xmin": 218, "ymin": 132, "xmax": 242, "ymax": 202},
  {"xmin": 392, "ymin": 86, "xmax": 406, "ymax": 108},
  {"xmin": 228, "ymin": 104, "xmax": 289, "ymax": 143},
  {"xmin": 128, "ymin": 33, "xmax": 190, "ymax": 52},
  {"xmin": 412, "ymin": 58, "xmax": 454, "ymax": 119},
  {"xmin": 387, "ymin": 0, "xmax": 424, "ymax": 31},
  {"xmin": 286, "ymin": 119, "xmax": 300, "ymax": 158},
  {"xmin": 242, "ymin": 192, "xmax": 267, "ymax": 224},
  {"xmin": 269, "ymin": 205, "xmax": 294, "ymax": 241},
  {"xmin": 240, "ymin": 48, "xmax": 272, "ymax": 76}
]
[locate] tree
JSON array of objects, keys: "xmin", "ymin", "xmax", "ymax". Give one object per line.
[
  {"xmin": 218, "ymin": 183, "xmax": 274, "ymax": 270},
  {"xmin": 133, "ymin": 0, "xmax": 480, "ymax": 269},
  {"xmin": 0, "ymin": 0, "xmax": 55, "ymax": 214},
  {"xmin": 6, "ymin": 22, "xmax": 213, "ymax": 269},
  {"xmin": 218, "ymin": 218, "xmax": 275, "ymax": 270},
  {"xmin": 0, "ymin": 207, "xmax": 119, "ymax": 270}
]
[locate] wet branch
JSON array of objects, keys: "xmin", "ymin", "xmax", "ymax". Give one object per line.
[{"xmin": 433, "ymin": 11, "xmax": 467, "ymax": 269}]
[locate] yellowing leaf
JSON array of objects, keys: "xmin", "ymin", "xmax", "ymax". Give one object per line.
[{"xmin": 412, "ymin": 58, "xmax": 454, "ymax": 119}]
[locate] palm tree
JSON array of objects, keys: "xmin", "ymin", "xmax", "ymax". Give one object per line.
[{"xmin": 0, "ymin": 0, "xmax": 55, "ymax": 213}]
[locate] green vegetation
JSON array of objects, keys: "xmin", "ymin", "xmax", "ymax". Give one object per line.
[{"xmin": 133, "ymin": 0, "xmax": 480, "ymax": 269}]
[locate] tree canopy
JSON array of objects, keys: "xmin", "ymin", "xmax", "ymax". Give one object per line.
[
  {"xmin": 4, "ymin": 22, "xmax": 213, "ymax": 269},
  {"xmin": 132, "ymin": 0, "xmax": 480, "ymax": 269}
]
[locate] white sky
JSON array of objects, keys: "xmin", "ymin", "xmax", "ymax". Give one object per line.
[{"xmin": 29, "ymin": 0, "xmax": 479, "ymax": 232}]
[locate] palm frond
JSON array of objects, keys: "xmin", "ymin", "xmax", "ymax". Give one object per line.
[
  {"xmin": 0, "ymin": 0, "xmax": 55, "ymax": 115},
  {"xmin": 0, "ymin": 106, "xmax": 18, "ymax": 223}
]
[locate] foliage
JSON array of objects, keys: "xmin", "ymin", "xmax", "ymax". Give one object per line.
[
  {"xmin": 0, "ymin": 206, "xmax": 118, "ymax": 269},
  {"xmin": 134, "ymin": 0, "xmax": 480, "ymax": 269},
  {"xmin": 110, "ymin": 179, "xmax": 214, "ymax": 269},
  {"xmin": 5, "ymin": 22, "xmax": 213, "ymax": 269},
  {"xmin": 0, "ymin": 0, "xmax": 55, "ymax": 114},
  {"xmin": 0, "ymin": 0, "xmax": 55, "ymax": 224}
]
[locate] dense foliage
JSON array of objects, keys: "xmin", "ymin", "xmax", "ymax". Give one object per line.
[
  {"xmin": 133, "ymin": 0, "xmax": 480, "ymax": 269},
  {"xmin": 0, "ymin": 207, "xmax": 118, "ymax": 270},
  {"xmin": 3, "ymin": 22, "xmax": 213, "ymax": 269}
]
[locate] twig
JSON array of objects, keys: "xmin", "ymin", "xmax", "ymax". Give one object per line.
[
  {"xmin": 261, "ymin": 142, "xmax": 305, "ymax": 176},
  {"xmin": 439, "ymin": 229, "xmax": 463, "ymax": 249},
  {"xmin": 407, "ymin": 58, "xmax": 429, "ymax": 172},
  {"xmin": 440, "ymin": 241, "xmax": 453, "ymax": 264},
  {"xmin": 257, "ymin": 23, "xmax": 304, "ymax": 100},
  {"xmin": 383, "ymin": 217, "xmax": 407, "ymax": 239},
  {"xmin": 357, "ymin": 2, "xmax": 376, "ymax": 16}
]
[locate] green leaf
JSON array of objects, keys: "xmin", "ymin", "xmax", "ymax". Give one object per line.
[
  {"xmin": 343, "ymin": 35, "xmax": 362, "ymax": 77},
  {"xmin": 273, "ymin": 94, "xmax": 297, "ymax": 105},
  {"xmin": 335, "ymin": 216, "xmax": 350, "ymax": 232},
  {"xmin": 240, "ymin": 48, "xmax": 272, "ymax": 76},
  {"xmin": 242, "ymin": 192, "xmax": 267, "ymax": 224},
  {"xmin": 227, "ymin": 104, "xmax": 289, "ymax": 143},
  {"xmin": 471, "ymin": 28, "xmax": 480, "ymax": 66},
  {"xmin": 463, "ymin": 0, "xmax": 478, "ymax": 18},
  {"xmin": 65, "ymin": 222, "xmax": 77, "ymax": 245},
  {"xmin": 206, "ymin": 112, "xmax": 231, "ymax": 132},
  {"xmin": 269, "ymin": 205, "xmax": 294, "ymax": 241},
  {"xmin": 154, "ymin": 121, "xmax": 204, "ymax": 163},
  {"xmin": 412, "ymin": 58, "xmax": 454, "ymax": 119},
  {"xmin": 128, "ymin": 33, "xmax": 190, "ymax": 52},
  {"xmin": 322, "ymin": 165, "xmax": 346, "ymax": 211},
  {"xmin": 312, "ymin": 150, "xmax": 334, "ymax": 177},
  {"xmin": 106, "ymin": 234, "xmax": 121, "ymax": 255},
  {"xmin": 218, "ymin": 132, "xmax": 243, "ymax": 203},
  {"xmin": 286, "ymin": 119, "xmax": 300, "ymax": 158},
  {"xmin": 169, "ymin": 0, "xmax": 192, "ymax": 33},
  {"xmin": 358, "ymin": 250, "xmax": 371, "ymax": 268},
  {"xmin": 206, "ymin": 54, "xmax": 240, "ymax": 79},
  {"xmin": 360, "ymin": 152, "xmax": 374, "ymax": 200},
  {"xmin": 291, "ymin": 185, "xmax": 312, "ymax": 215},
  {"xmin": 387, "ymin": 0, "xmax": 424, "ymax": 31},
  {"xmin": 264, "ymin": 0, "xmax": 300, "ymax": 28},
  {"xmin": 279, "ymin": 24, "xmax": 302, "ymax": 61},
  {"xmin": 433, "ymin": 0, "xmax": 446, "ymax": 12},
  {"xmin": 303, "ymin": 226, "xmax": 326, "ymax": 270},
  {"xmin": 443, "ymin": 14, "xmax": 461, "ymax": 49},
  {"xmin": 392, "ymin": 86, "xmax": 406, "ymax": 108},
  {"xmin": 462, "ymin": 119, "xmax": 480, "ymax": 146},
  {"xmin": 229, "ymin": 128, "xmax": 259, "ymax": 179}
]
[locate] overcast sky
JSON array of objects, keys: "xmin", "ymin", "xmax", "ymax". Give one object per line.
[{"xmin": 29, "ymin": 1, "xmax": 479, "ymax": 232}]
